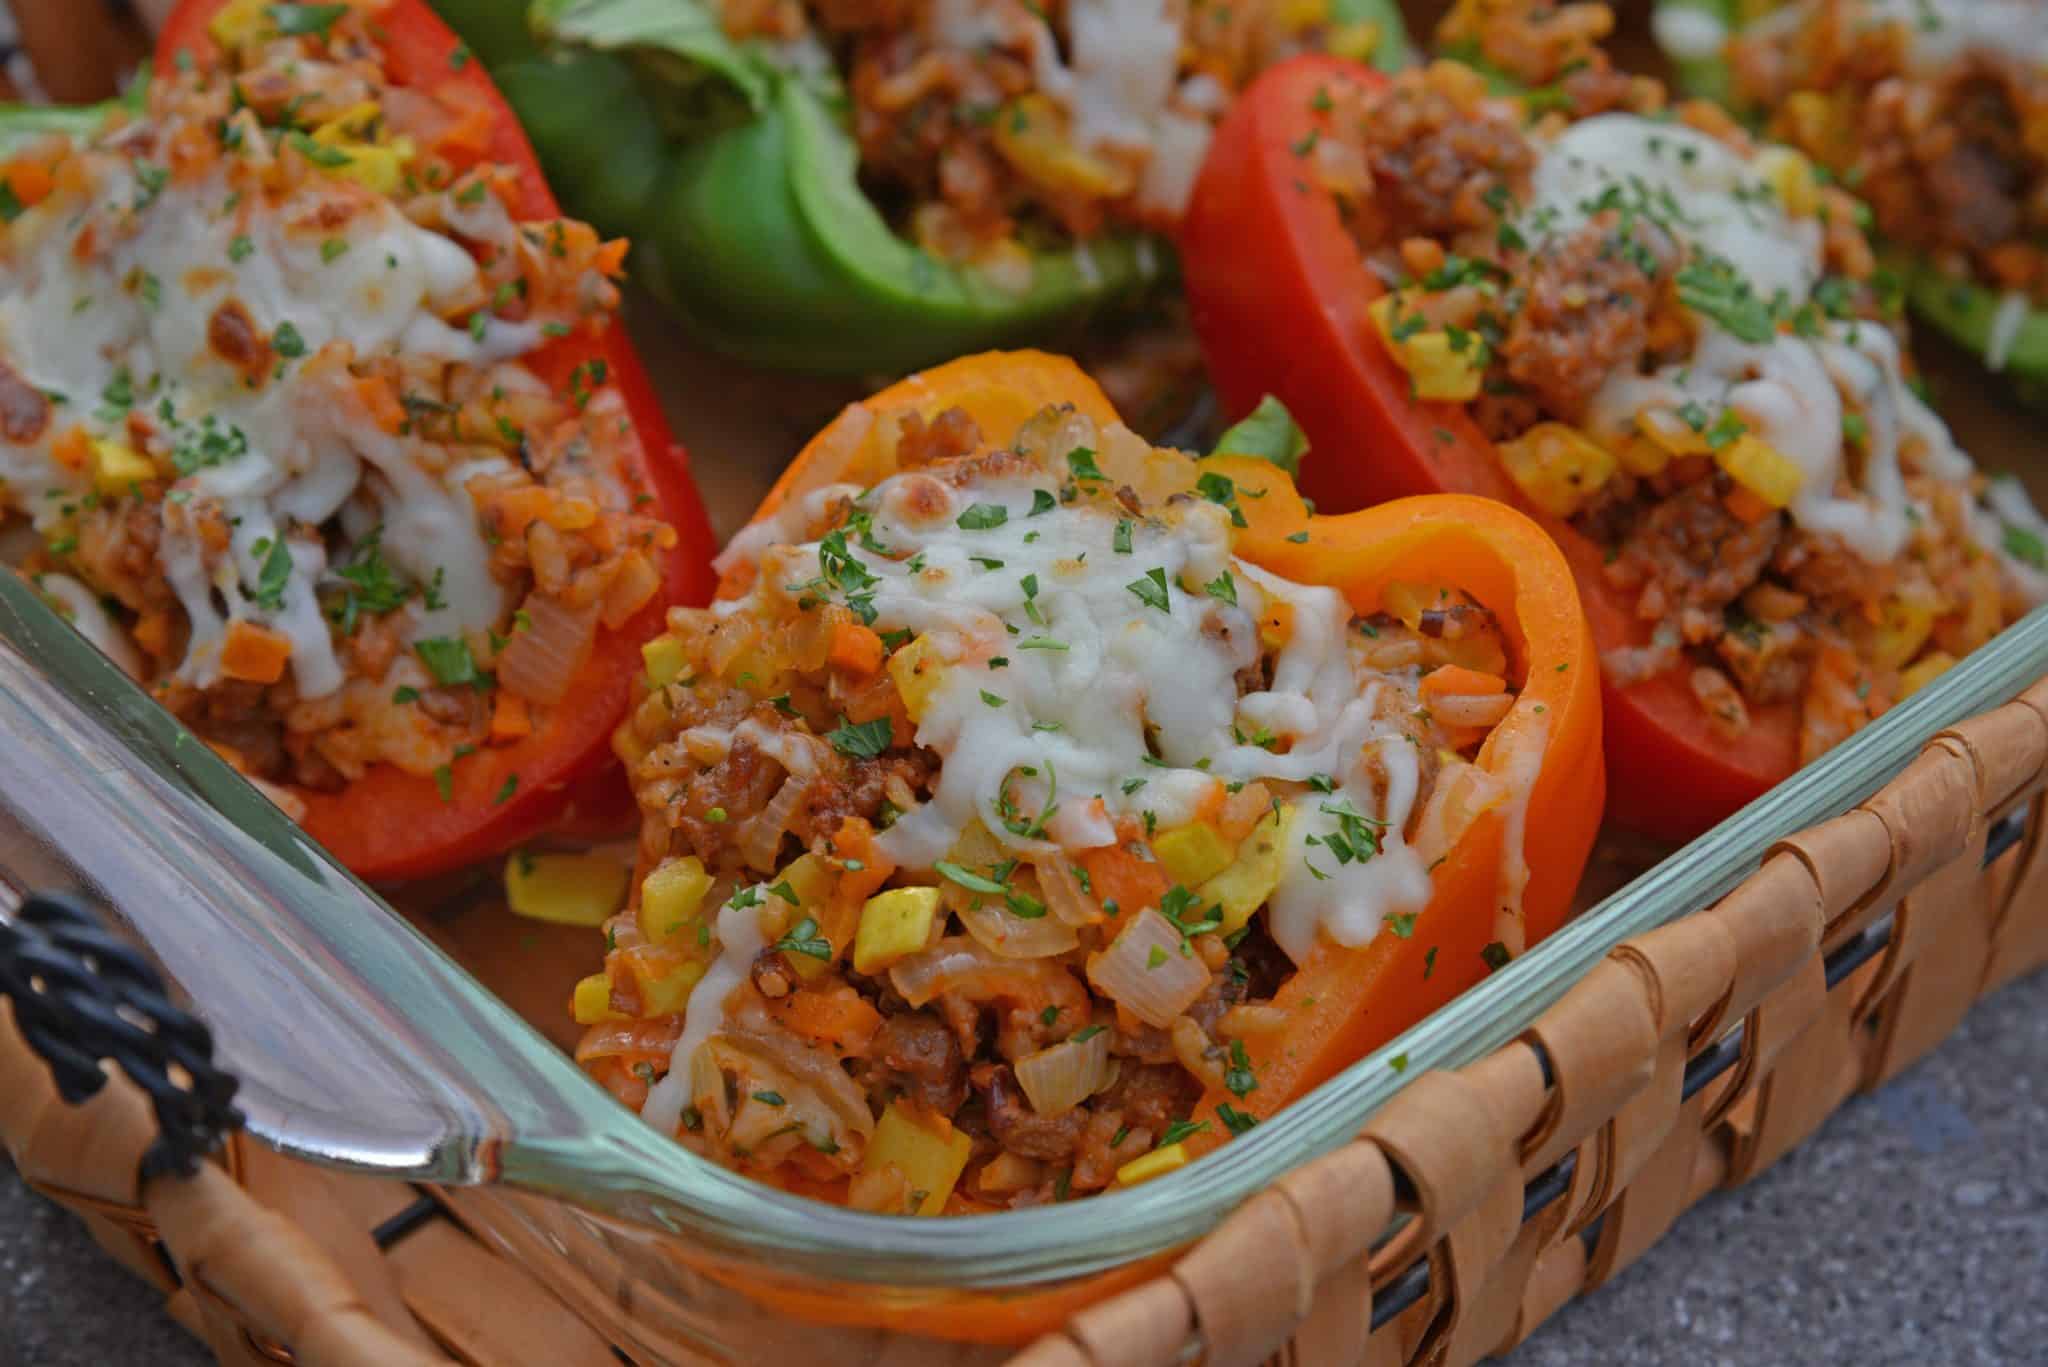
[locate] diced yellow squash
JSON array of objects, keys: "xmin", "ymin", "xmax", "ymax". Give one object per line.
[
  {"xmin": 887, "ymin": 632, "xmax": 948, "ymax": 722},
  {"xmin": 1870, "ymin": 595, "xmax": 1937, "ymax": 672},
  {"xmin": 1279, "ymin": 0, "xmax": 1327, "ymax": 30},
  {"xmin": 1327, "ymin": 21, "xmax": 1381, "ymax": 62},
  {"xmin": 1900, "ymin": 652, "xmax": 1956, "ymax": 697},
  {"xmin": 777, "ymin": 852, "xmax": 840, "ymax": 980},
  {"xmin": 1714, "ymin": 434, "xmax": 1804, "ymax": 510},
  {"xmin": 637, "ymin": 855, "xmax": 712, "ymax": 946},
  {"xmin": 1153, "ymin": 821, "xmax": 1237, "ymax": 888},
  {"xmin": 1754, "ymin": 146, "xmax": 1818, "ymax": 218},
  {"xmin": 641, "ymin": 634, "xmax": 688, "ymax": 687},
  {"xmin": 854, "ymin": 886, "xmax": 941, "ymax": 975},
  {"xmin": 311, "ymin": 102, "xmax": 383, "ymax": 142},
  {"xmin": 505, "ymin": 851, "xmax": 630, "ymax": 927},
  {"xmin": 1368, "ymin": 295, "xmax": 1483, "ymax": 401},
  {"xmin": 1257, "ymin": 598, "xmax": 1294, "ymax": 651},
  {"xmin": 89, "ymin": 439, "xmax": 155, "ymax": 494},
  {"xmin": 621, "ymin": 944, "xmax": 706, "ymax": 1018},
  {"xmin": 316, "ymin": 139, "xmax": 414, "ymax": 197},
  {"xmin": 1614, "ymin": 433, "xmax": 1673, "ymax": 478},
  {"xmin": 1498, "ymin": 423, "xmax": 1617, "ymax": 519},
  {"xmin": 206, "ymin": 0, "xmax": 268, "ymax": 47},
  {"xmin": 864, "ymin": 1101, "xmax": 973, "ymax": 1216},
  {"xmin": 1773, "ymin": 89, "xmax": 1849, "ymax": 163},
  {"xmin": 1639, "ymin": 408, "xmax": 1712, "ymax": 458},
  {"xmin": 571, "ymin": 973, "xmax": 623, "ymax": 1025},
  {"xmin": 991, "ymin": 94, "xmax": 1135, "ymax": 200},
  {"xmin": 1199, "ymin": 805, "xmax": 1293, "ymax": 935},
  {"xmin": 1115, "ymin": 1141, "xmax": 1191, "ymax": 1188}
]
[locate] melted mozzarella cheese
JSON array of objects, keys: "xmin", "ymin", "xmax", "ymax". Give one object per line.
[
  {"xmin": 1524, "ymin": 114, "xmax": 1823, "ymax": 304},
  {"xmin": 0, "ymin": 148, "xmax": 539, "ymax": 697},
  {"xmin": 723, "ymin": 464, "xmax": 1441, "ymax": 964},
  {"xmin": 1541, "ymin": 114, "xmax": 1994, "ymax": 567},
  {"xmin": 645, "ymin": 889, "xmax": 774, "ymax": 1134}
]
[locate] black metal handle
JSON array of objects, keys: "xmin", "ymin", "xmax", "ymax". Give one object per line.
[{"xmin": 0, "ymin": 890, "xmax": 243, "ymax": 1179}]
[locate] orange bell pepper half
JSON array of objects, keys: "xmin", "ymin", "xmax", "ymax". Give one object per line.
[{"xmin": 687, "ymin": 350, "xmax": 1601, "ymax": 1343}]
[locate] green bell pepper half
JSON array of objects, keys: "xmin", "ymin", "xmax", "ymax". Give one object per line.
[
  {"xmin": 1652, "ymin": 0, "xmax": 2048, "ymax": 405},
  {"xmin": 431, "ymin": 0, "xmax": 1411, "ymax": 377}
]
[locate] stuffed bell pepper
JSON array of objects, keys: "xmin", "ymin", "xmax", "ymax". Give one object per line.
[
  {"xmin": 1654, "ymin": 0, "xmax": 2048, "ymax": 403},
  {"xmin": 0, "ymin": 0, "xmax": 717, "ymax": 880},
  {"xmin": 1182, "ymin": 0, "xmax": 2048, "ymax": 842},
  {"xmin": 571, "ymin": 350, "xmax": 1600, "ymax": 1217},
  {"xmin": 428, "ymin": 0, "xmax": 1412, "ymax": 377}
]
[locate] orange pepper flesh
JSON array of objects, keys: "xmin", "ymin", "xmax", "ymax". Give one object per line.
[{"xmin": 693, "ymin": 350, "xmax": 1602, "ymax": 1343}]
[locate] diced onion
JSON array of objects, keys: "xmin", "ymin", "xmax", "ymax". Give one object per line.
[
  {"xmin": 958, "ymin": 890, "xmax": 1080, "ymax": 959},
  {"xmin": 497, "ymin": 593, "xmax": 599, "ymax": 704},
  {"xmin": 1085, "ymin": 909, "xmax": 1210, "ymax": 1028},
  {"xmin": 1014, "ymin": 1029, "xmax": 1111, "ymax": 1116},
  {"xmin": 1411, "ymin": 760, "xmax": 1508, "ymax": 871},
  {"xmin": 1036, "ymin": 858, "xmax": 1103, "ymax": 927},
  {"xmin": 738, "ymin": 773, "xmax": 808, "ymax": 872},
  {"xmin": 574, "ymin": 1017, "xmax": 683, "ymax": 1066}
]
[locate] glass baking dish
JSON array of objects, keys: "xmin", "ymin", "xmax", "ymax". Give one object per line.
[{"xmin": 4, "ymin": 363, "xmax": 2045, "ymax": 1364}]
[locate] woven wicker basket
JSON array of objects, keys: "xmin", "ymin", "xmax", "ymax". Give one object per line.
[{"xmin": 4, "ymin": 2, "xmax": 2047, "ymax": 1365}]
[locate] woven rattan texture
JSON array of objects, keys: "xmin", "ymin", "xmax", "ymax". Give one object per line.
[{"xmin": 4, "ymin": 683, "xmax": 2045, "ymax": 1367}]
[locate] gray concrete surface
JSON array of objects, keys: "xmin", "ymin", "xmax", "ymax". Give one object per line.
[{"xmin": 4, "ymin": 970, "xmax": 2043, "ymax": 1366}]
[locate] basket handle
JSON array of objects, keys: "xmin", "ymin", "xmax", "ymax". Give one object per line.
[{"xmin": 0, "ymin": 891, "xmax": 447, "ymax": 1367}]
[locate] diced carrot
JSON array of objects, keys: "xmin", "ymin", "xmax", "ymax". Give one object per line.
[
  {"xmin": 430, "ymin": 88, "xmax": 493, "ymax": 163},
  {"xmin": 2, "ymin": 159, "xmax": 52, "ymax": 210},
  {"xmin": 593, "ymin": 238, "xmax": 630, "ymax": 277},
  {"xmin": 49, "ymin": 425, "xmax": 91, "ymax": 472},
  {"xmin": 353, "ymin": 376, "xmax": 406, "ymax": 434},
  {"xmin": 1723, "ymin": 485, "xmax": 1775, "ymax": 526},
  {"xmin": 828, "ymin": 621, "xmax": 885, "ymax": 676},
  {"xmin": 221, "ymin": 620, "xmax": 292, "ymax": 684},
  {"xmin": 491, "ymin": 691, "xmax": 533, "ymax": 743},
  {"xmin": 492, "ymin": 485, "xmax": 554, "ymax": 537},
  {"xmin": 769, "ymin": 985, "xmax": 883, "ymax": 1056},
  {"xmin": 1078, "ymin": 842, "xmax": 1170, "ymax": 916},
  {"xmin": 818, "ymin": 818, "xmax": 896, "ymax": 960},
  {"xmin": 132, "ymin": 609, "xmax": 176, "ymax": 658},
  {"xmin": 1419, "ymin": 664, "xmax": 1509, "ymax": 700}
]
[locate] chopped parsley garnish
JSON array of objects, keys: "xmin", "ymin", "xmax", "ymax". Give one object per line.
[
  {"xmin": 267, "ymin": 3, "xmax": 350, "ymax": 36},
  {"xmin": 1127, "ymin": 567, "xmax": 1171, "ymax": 613},
  {"xmin": 956, "ymin": 502, "xmax": 1009, "ymax": 531},
  {"xmin": 1195, "ymin": 470, "xmax": 1248, "ymax": 528},
  {"xmin": 415, "ymin": 635, "xmax": 479, "ymax": 687},
  {"xmin": 433, "ymin": 764, "xmax": 454, "ymax": 802},
  {"xmin": 285, "ymin": 131, "xmax": 352, "ymax": 168},
  {"xmin": 773, "ymin": 916, "xmax": 832, "ymax": 960},
  {"xmin": 1028, "ymin": 488, "xmax": 1057, "ymax": 517},
  {"xmin": 826, "ymin": 714, "xmax": 893, "ymax": 758},
  {"xmin": 1071, "ymin": 1024, "xmax": 1105, "ymax": 1043},
  {"xmin": 272, "ymin": 321, "xmax": 306, "ymax": 358},
  {"xmin": 980, "ymin": 690, "xmax": 1007, "ymax": 708},
  {"xmin": 1675, "ymin": 255, "xmax": 1777, "ymax": 344},
  {"xmin": 250, "ymin": 535, "xmax": 293, "ymax": 612},
  {"xmin": 1224, "ymin": 1039, "xmax": 1258, "ymax": 1098},
  {"xmin": 1159, "ymin": 1119, "xmax": 1209, "ymax": 1146},
  {"xmin": 935, "ymin": 861, "xmax": 1009, "ymax": 894},
  {"xmin": 2003, "ymin": 525, "xmax": 2047, "ymax": 569},
  {"xmin": 227, "ymin": 234, "xmax": 255, "ymax": 263},
  {"xmin": 1066, "ymin": 446, "xmax": 1105, "ymax": 482},
  {"xmin": 1203, "ymin": 571, "xmax": 1237, "ymax": 606},
  {"xmin": 1217, "ymin": 1103, "xmax": 1259, "ymax": 1136},
  {"xmin": 1480, "ymin": 941, "xmax": 1513, "ymax": 973},
  {"xmin": 1312, "ymin": 795, "xmax": 1385, "ymax": 865},
  {"xmin": 329, "ymin": 531, "xmax": 412, "ymax": 629},
  {"xmin": 493, "ymin": 774, "xmax": 519, "ymax": 806},
  {"xmin": 1112, "ymin": 519, "xmax": 1133, "ymax": 554}
]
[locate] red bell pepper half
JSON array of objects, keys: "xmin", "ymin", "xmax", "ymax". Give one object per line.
[
  {"xmin": 157, "ymin": 0, "xmax": 718, "ymax": 879},
  {"xmin": 1181, "ymin": 54, "xmax": 1794, "ymax": 842}
]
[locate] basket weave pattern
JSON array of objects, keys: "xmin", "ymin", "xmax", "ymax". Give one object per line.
[{"xmin": 6, "ymin": 681, "xmax": 2047, "ymax": 1367}]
